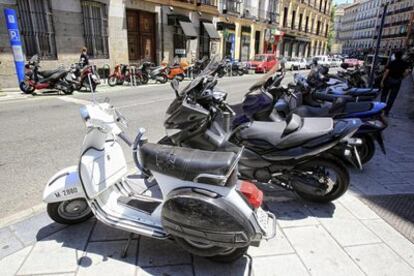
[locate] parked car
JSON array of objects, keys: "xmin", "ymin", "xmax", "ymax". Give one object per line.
[
  {"xmin": 291, "ymin": 57, "xmax": 307, "ymax": 70},
  {"xmin": 314, "ymin": 55, "xmax": 331, "ymax": 67},
  {"xmin": 344, "ymin": 58, "xmax": 364, "ymax": 67},
  {"xmin": 249, "ymin": 54, "xmax": 278, "ymax": 73},
  {"xmin": 305, "ymin": 57, "xmax": 314, "ymax": 69},
  {"xmin": 329, "ymin": 58, "xmax": 342, "ymax": 67}
]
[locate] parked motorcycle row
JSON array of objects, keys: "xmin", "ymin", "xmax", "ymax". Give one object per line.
[
  {"xmin": 19, "ymin": 55, "xmax": 101, "ymax": 95},
  {"xmin": 42, "ymin": 56, "xmax": 388, "ymax": 263}
]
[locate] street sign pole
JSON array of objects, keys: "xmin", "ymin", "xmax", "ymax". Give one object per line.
[
  {"xmin": 4, "ymin": 8, "xmax": 25, "ymax": 84},
  {"xmin": 370, "ymin": 2, "xmax": 388, "ymax": 87}
]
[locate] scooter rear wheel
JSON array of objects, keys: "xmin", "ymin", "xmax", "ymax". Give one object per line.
[
  {"xmin": 174, "ymin": 236, "xmax": 249, "ymax": 263},
  {"xmin": 292, "ymin": 157, "xmax": 349, "ymax": 203},
  {"xmin": 47, "ymin": 199, "xmax": 93, "ymax": 225}
]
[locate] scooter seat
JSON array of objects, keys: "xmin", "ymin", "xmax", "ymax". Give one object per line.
[
  {"xmin": 140, "ymin": 143, "xmax": 237, "ymax": 186},
  {"xmin": 343, "ymin": 102, "xmax": 373, "ymax": 114},
  {"xmin": 38, "ymin": 69, "xmax": 64, "ymax": 78},
  {"xmin": 344, "ymin": 88, "xmax": 379, "ymax": 96},
  {"xmin": 295, "ymin": 105, "xmax": 331, "ymax": 117},
  {"xmin": 238, "ymin": 117, "xmax": 333, "ymax": 150}
]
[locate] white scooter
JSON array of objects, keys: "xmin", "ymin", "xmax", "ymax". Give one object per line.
[{"xmin": 42, "ymin": 92, "xmax": 276, "ymax": 262}]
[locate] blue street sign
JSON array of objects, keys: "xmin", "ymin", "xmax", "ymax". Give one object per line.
[{"xmin": 4, "ymin": 8, "xmax": 25, "ymax": 83}]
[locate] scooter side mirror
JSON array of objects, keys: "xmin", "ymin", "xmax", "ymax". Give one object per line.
[{"xmin": 170, "ymin": 79, "xmax": 179, "ymax": 97}]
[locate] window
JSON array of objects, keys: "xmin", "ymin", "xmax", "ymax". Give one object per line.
[
  {"xmin": 17, "ymin": 0, "xmax": 56, "ymax": 59},
  {"xmin": 81, "ymin": 1, "xmax": 109, "ymax": 58}
]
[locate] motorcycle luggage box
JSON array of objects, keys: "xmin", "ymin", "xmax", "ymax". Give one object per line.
[{"xmin": 161, "ymin": 188, "xmax": 256, "ymax": 247}]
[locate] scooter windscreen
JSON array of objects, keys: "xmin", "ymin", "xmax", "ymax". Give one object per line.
[{"xmin": 248, "ymin": 64, "xmax": 278, "ymax": 92}]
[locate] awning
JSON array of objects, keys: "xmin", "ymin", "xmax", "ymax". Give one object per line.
[
  {"xmin": 202, "ymin": 22, "xmax": 221, "ymax": 40},
  {"xmin": 179, "ymin": 21, "xmax": 197, "ymax": 39}
]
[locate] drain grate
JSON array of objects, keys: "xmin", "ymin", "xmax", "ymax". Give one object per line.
[{"xmin": 360, "ymin": 194, "xmax": 414, "ymax": 243}]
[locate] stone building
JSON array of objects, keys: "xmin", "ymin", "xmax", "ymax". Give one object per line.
[
  {"xmin": 0, "ymin": 0, "xmax": 280, "ymax": 88},
  {"xmin": 376, "ymin": 0, "xmax": 414, "ymax": 54},
  {"xmin": 341, "ymin": 1, "xmax": 360, "ymax": 55},
  {"xmin": 278, "ymin": 0, "xmax": 332, "ymax": 58},
  {"xmin": 331, "ymin": 3, "xmax": 349, "ymax": 54},
  {"xmin": 353, "ymin": 0, "xmax": 379, "ymax": 53}
]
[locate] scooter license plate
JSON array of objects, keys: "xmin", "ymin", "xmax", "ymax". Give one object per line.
[{"xmin": 256, "ymin": 207, "xmax": 272, "ymax": 235}]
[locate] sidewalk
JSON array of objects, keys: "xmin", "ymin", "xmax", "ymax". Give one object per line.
[{"xmin": 0, "ymin": 77, "xmax": 413, "ymax": 276}]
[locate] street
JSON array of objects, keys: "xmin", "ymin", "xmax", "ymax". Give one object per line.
[{"xmin": 0, "ymin": 72, "xmax": 290, "ymax": 218}]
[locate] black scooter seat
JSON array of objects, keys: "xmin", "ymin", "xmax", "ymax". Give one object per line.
[
  {"xmin": 38, "ymin": 69, "xmax": 65, "ymax": 78},
  {"xmin": 140, "ymin": 143, "xmax": 237, "ymax": 186}
]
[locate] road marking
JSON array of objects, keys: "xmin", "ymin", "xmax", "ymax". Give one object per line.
[
  {"xmin": 58, "ymin": 96, "xmax": 91, "ymax": 105},
  {"xmin": 117, "ymin": 97, "xmax": 173, "ymax": 109}
]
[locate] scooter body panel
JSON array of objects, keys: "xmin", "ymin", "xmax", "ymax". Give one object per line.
[{"xmin": 43, "ymin": 165, "xmax": 85, "ymax": 203}]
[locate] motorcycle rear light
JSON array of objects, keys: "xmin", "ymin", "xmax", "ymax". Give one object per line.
[{"xmin": 239, "ymin": 181, "xmax": 263, "ymax": 209}]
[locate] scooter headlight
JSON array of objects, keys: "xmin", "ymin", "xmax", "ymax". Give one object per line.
[{"xmin": 80, "ymin": 106, "xmax": 90, "ymax": 123}]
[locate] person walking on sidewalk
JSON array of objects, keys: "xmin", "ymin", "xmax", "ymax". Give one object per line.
[{"xmin": 380, "ymin": 51, "xmax": 410, "ymax": 116}]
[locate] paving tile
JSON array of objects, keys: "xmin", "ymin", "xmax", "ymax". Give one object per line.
[
  {"xmin": 193, "ymin": 255, "xmax": 249, "ymax": 276},
  {"xmin": 137, "ymin": 237, "xmax": 191, "ymax": 267},
  {"xmin": 362, "ymin": 219, "xmax": 414, "ymax": 267},
  {"xmin": 248, "ymin": 228, "xmax": 294, "ymax": 257},
  {"xmin": 308, "ymin": 203, "xmax": 381, "ymax": 246},
  {"xmin": 77, "ymin": 240, "xmax": 137, "ymax": 276},
  {"xmin": 338, "ymin": 194, "xmax": 380, "ymax": 220},
  {"xmin": 284, "ymin": 225, "xmax": 364, "ymax": 276},
  {"xmin": 251, "ymin": 254, "xmax": 309, "ymax": 276},
  {"xmin": 267, "ymin": 201, "xmax": 319, "ymax": 228},
  {"xmin": 89, "ymin": 221, "xmax": 131, "ymax": 242},
  {"xmin": 17, "ymin": 220, "xmax": 94, "ymax": 275},
  {"xmin": 138, "ymin": 265, "xmax": 193, "ymax": 276},
  {"xmin": 352, "ymin": 182, "xmax": 395, "ymax": 196},
  {"xmin": 0, "ymin": 227, "xmax": 23, "ymax": 259},
  {"xmin": 383, "ymin": 183, "xmax": 414, "ymax": 194},
  {"xmin": 396, "ymin": 171, "xmax": 414, "ymax": 183},
  {"xmin": 0, "ymin": 246, "xmax": 32, "ymax": 276},
  {"xmin": 10, "ymin": 212, "xmax": 67, "ymax": 246},
  {"xmin": 345, "ymin": 243, "xmax": 414, "ymax": 275}
]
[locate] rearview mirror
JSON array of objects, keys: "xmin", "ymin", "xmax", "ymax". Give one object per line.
[{"xmin": 170, "ymin": 79, "xmax": 179, "ymax": 97}]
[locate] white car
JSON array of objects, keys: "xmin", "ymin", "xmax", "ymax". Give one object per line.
[
  {"xmin": 314, "ymin": 56, "xmax": 330, "ymax": 67},
  {"xmin": 329, "ymin": 58, "xmax": 342, "ymax": 67},
  {"xmin": 291, "ymin": 58, "xmax": 307, "ymax": 70},
  {"xmin": 285, "ymin": 57, "xmax": 307, "ymax": 70}
]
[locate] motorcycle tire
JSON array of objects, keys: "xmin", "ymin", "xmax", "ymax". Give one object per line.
[
  {"xmin": 292, "ymin": 157, "xmax": 349, "ymax": 203},
  {"xmin": 175, "ymin": 74, "xmax": 185, "ymax": 82},
  {"xmin": 158, "ymin": 75, "xmax": 168, "ymax": 84},
  {"xmin": 231, "ymin": 70, "xmax": 238, "ymax": 76},
  {"xmin": 174, "ymin": 236, "xmax": 248, "ymax": 263},
  {"xmin": 47, "ymin": 199, "xmax": 93, "ymax": 225},
  {"xmin": 355, "ymin": 135, "xmax": 376, "ymax": 164},
  {"xmin": 19, "ymin": 81, "xmax": 35, "ymax": 94},
  {"xmin": 141, "ymin": 74, "xmax": 149, "ymax": 85},
  {"xmin": 82, "ymin": 79, "xmax": 97, "ymax": 92},
  {"xmin": 238, "ymin": 70, "xmax": 245, "ymax": 76},
  {"xmin": 108, "ymin": 76, "xmax": 118, "ymax": 87}
]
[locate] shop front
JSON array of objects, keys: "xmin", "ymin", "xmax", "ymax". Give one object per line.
[
  {"xmin": 199, "ymin": 21, "xmax": 221, "ymax": 59},
  {"xmin": 217, "ymin": 22, "xmax": 236, "ymax": 59},
  {"xmin": 240, "ymin": 26, "xmax": 251, "ymax": 61},
  {"xmin": 167, "ymin": 14, "xmax": 198, "ymax": 59}
]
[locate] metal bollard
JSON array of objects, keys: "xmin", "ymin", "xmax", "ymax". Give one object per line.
[
  {"xmin": 102, "ymin": 63, "xmax": 111, "ymax": 85},
  {"xmin": 129, "ymin": 65, "xmax": 137, "ymax": 86}
]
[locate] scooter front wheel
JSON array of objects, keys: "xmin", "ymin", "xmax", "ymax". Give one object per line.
[
  {"xmin": 19, "ymin": 81, "xmax": 35, "ymax": 94},
  {"xmin": 355, "ymin": 135, "xmax": 376, "ymax": 164},
  {"xmin": 47, "ymin": 199, "xmax": 93, "ymax": 225}
]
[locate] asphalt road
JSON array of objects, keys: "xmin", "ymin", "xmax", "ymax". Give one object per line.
[{"xmin": 0, "ymin": 70, "xmax": 312, "ymax": 218}]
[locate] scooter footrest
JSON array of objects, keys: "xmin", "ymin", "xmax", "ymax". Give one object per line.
[{"xmin": 118, "ymin": 196, "xmax": 160, "ymax": 214}]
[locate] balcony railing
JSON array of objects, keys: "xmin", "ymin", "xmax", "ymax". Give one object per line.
[
  {"xmin": 197, "ymin": 0, "xmax": 218, "ymax": 6},
  {"xmin": 223, "ymin": 0, "xmax": 241, "ymax": 14}
]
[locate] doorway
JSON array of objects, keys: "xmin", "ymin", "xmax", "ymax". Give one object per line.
[{"xmin": 126, "ymin": 10, "xmax": 156, "ymax": 63}]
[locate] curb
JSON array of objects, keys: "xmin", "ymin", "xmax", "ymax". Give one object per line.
[{"xmin": 0, "ymin": 203, "xmax": 46, "ymax": 228}]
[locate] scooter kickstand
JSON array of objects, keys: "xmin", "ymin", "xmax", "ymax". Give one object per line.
[{"xmin": 121, "ymin": 233, "xmax": 135, "ymax": 258}]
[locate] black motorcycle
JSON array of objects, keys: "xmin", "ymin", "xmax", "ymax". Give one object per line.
[{"xmin": 159, "ymin": 59, "xmax": 361, "ymax": 203}]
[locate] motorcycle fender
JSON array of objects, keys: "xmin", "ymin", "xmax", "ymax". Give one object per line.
[
  {"xmin": 374, "ymin": 132, "xmax": 386, "ymax": 154},
  {"xmin": 43, "ymin": 166, "xmax": 85, "ymax": 203}
]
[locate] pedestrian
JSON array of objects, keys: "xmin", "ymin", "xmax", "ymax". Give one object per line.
[
  {"xmin": 79, "ymin": 47, "xmax": 89, "ymax": 68},
  {"xmin": 380, "ymin": 51, "xmax": 410, "ymax": 116}
]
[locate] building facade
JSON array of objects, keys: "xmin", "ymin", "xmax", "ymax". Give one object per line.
[
  {"xmin": 376, "ymin": 0, "xmax": 414, "ymax": 54},
  {"xmin": 331, "ymin": 3, "xmax": 349, "ymax": 54},
  {"xmin": 278, "ymin": 0, "xmax": 332, "ymax": 58},
  {"xmin": 0, "ymin": 0, "xmax": 280, "ymax": 88},
  {"xmin": 341, "ymin": 1, "xmax": 360, "ymax": 55}
]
